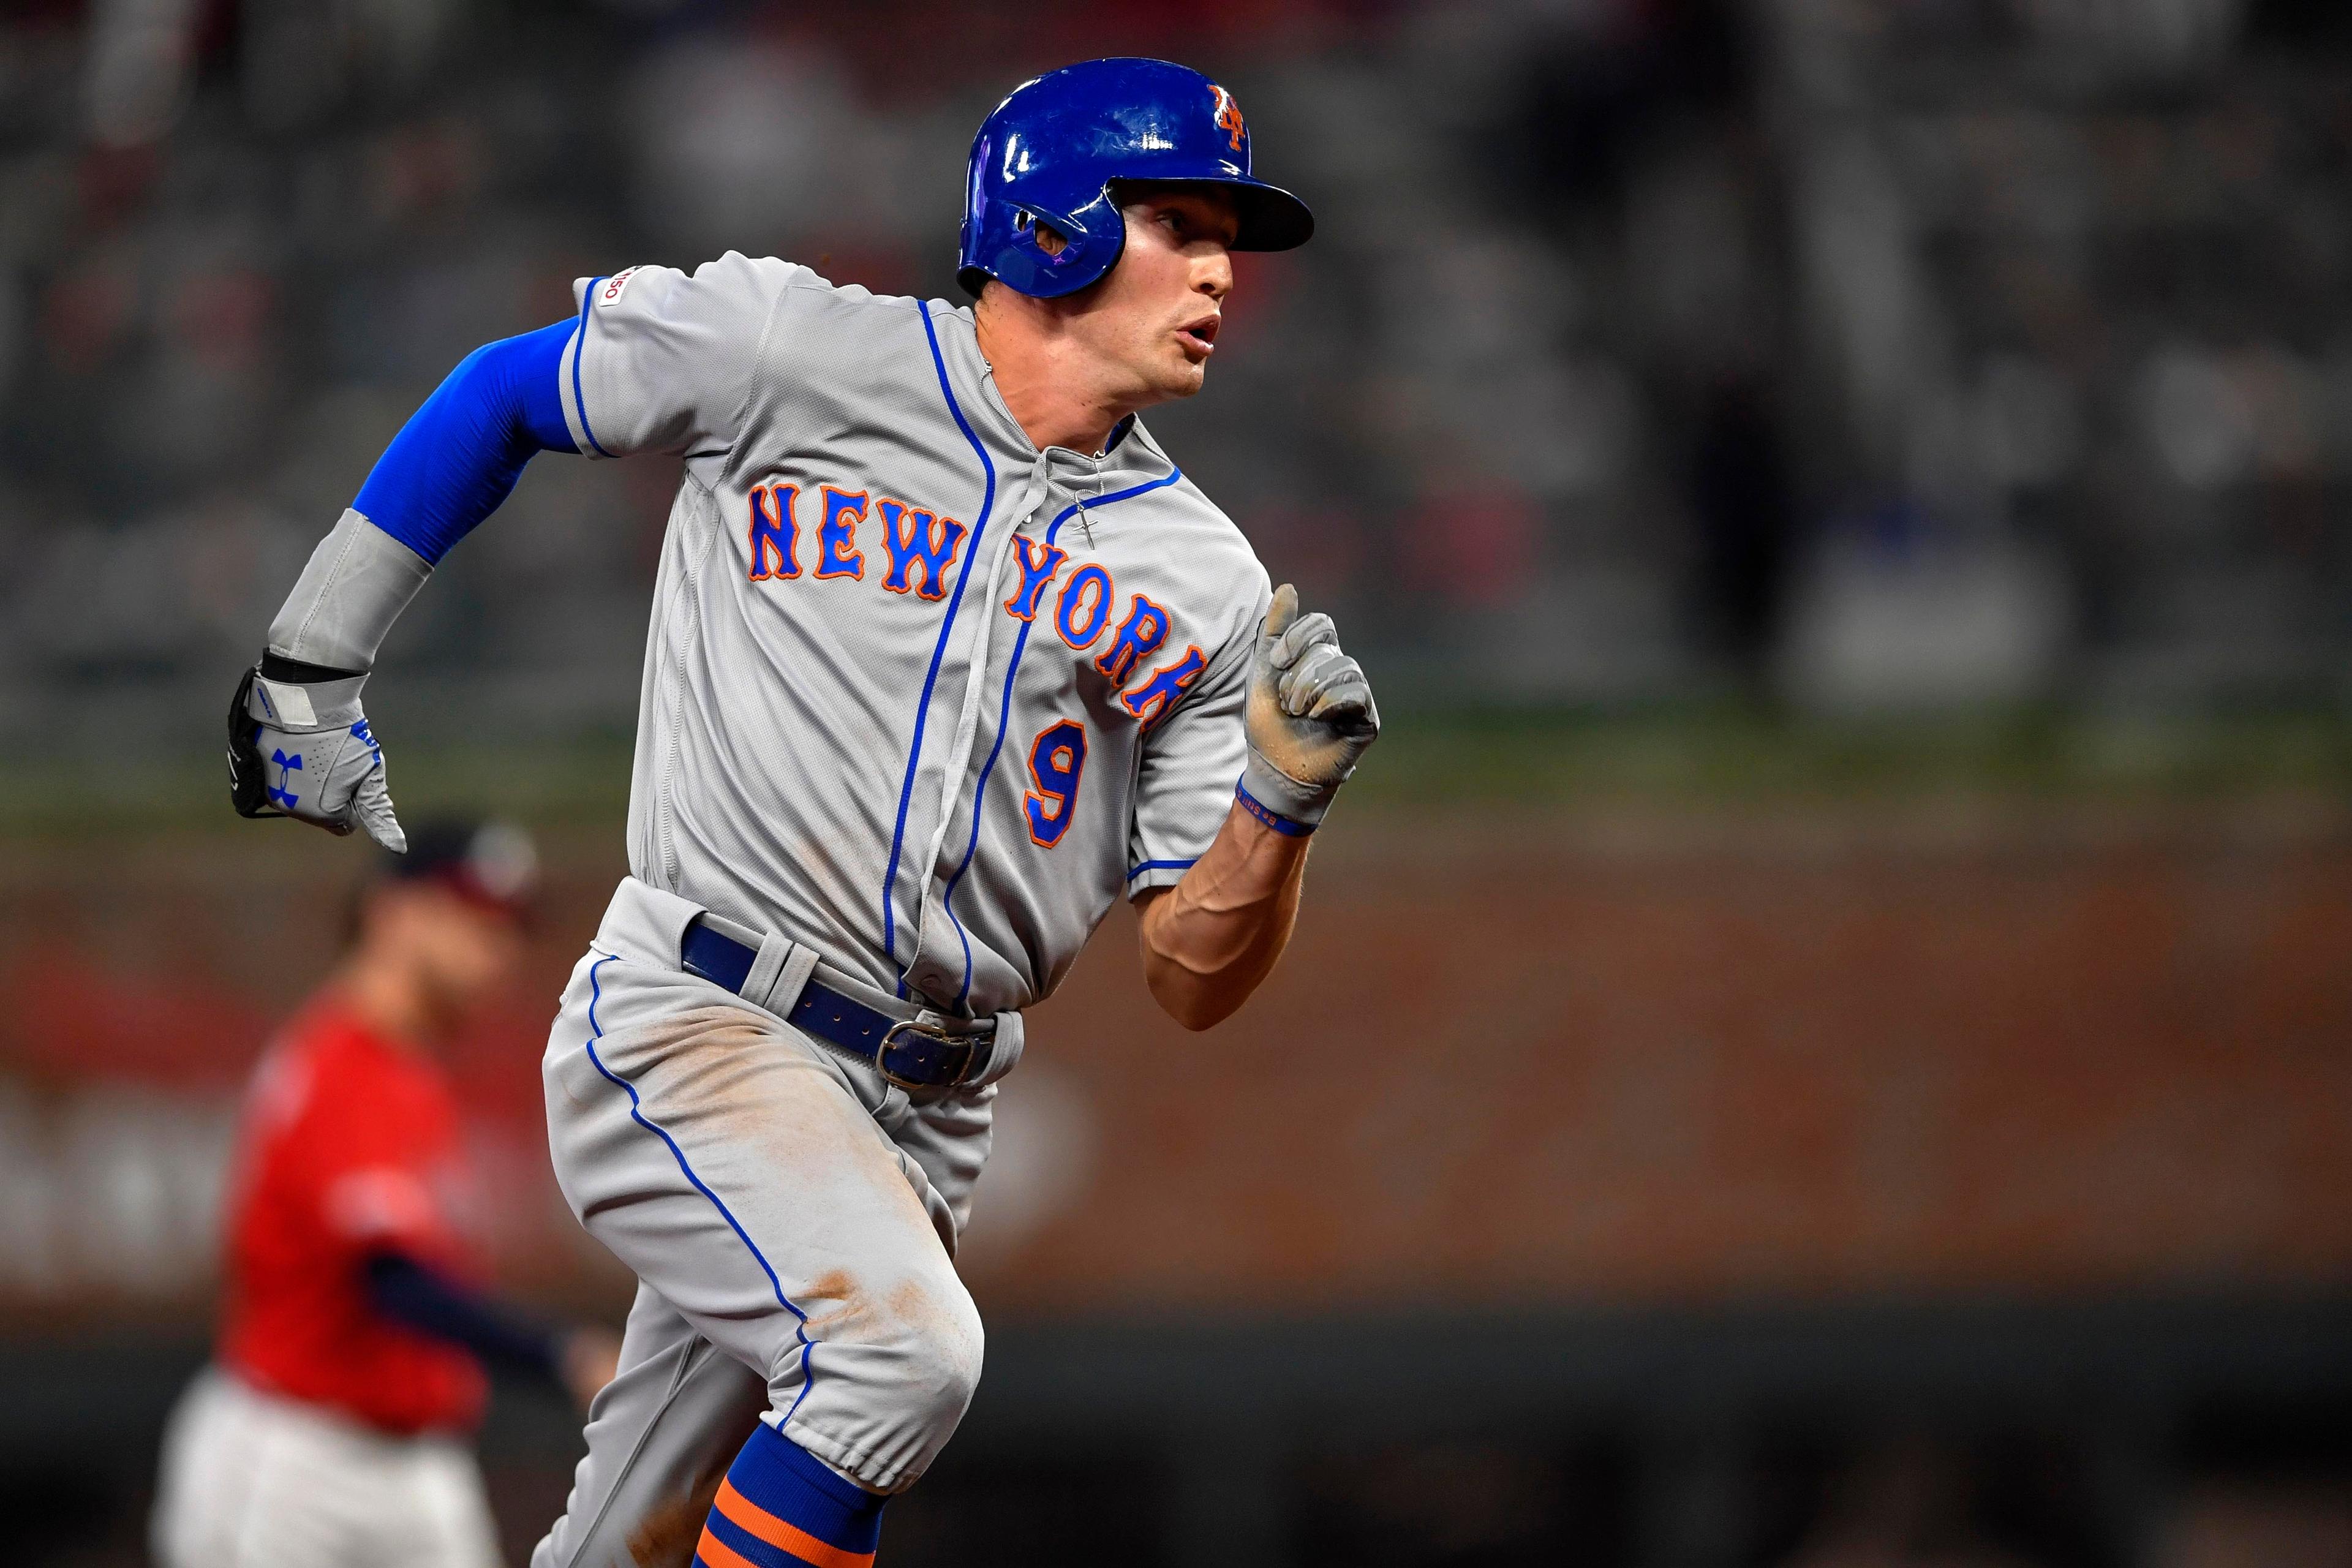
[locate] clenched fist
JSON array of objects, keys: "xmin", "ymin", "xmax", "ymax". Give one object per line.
[
  {"xmin": 1238, "ymin": 584, "xmax": 1378, "ymax": 830},
  {"xmin": 226, "ymin": 659, "xmax": 408, "ymax": 851}
]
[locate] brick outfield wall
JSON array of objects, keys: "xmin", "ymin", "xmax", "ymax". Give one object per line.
[{"xmin": 2, "ymin": 801, "xmax": 2348, "ymax": 1318}]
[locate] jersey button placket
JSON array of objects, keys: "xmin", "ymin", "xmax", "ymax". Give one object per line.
[{"xmin": 902, "ymin": 462, "xmax": 1048, "ymax": 1003}]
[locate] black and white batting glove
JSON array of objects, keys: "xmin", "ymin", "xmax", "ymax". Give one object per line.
[
  {"xmin": 226, "ymin": 654, "xmax": 407, "ymax": 851},
  {"xmin": 1238, "ymin": 584, "xmax": 1379, "ymax": 832}
]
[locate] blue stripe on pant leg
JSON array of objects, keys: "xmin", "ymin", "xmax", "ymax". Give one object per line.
[{"xmin": 578, "ymin": 956, "xmax": 819, "ymax": 1422}]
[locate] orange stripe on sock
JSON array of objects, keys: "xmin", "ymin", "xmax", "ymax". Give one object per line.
[
  {"xmin": 693, "ymin": 1529, "xmax": 758, "ymax": 1568},
  {"xmin": 713, "ymin": 1476, "xmax": 878, "ymax": 1568}
]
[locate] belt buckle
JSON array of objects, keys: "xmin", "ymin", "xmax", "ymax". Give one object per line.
[{"xmin": 876, "ymin": 1017, "xmax": 973, "ymax": 1090}]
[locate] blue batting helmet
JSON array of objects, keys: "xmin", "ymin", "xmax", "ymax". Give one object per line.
[{"xmin": 957, "ymin": 58, "xmax": 1314, "ymax": 300}]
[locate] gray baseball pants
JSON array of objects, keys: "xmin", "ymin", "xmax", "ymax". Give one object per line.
[{"xmin": 531, "ymin": 878, "xmax": 997, "ymax": 1568}]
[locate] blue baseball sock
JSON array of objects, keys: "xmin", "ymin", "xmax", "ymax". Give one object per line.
[{"xmin": 695, "ymin": 1420, "xmax": 887, "ymax": 1568}]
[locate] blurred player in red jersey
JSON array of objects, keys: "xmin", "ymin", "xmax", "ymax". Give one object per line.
[{"xmin": 153, "ymin": 821, "xmax": 620, "ymax": 1568}]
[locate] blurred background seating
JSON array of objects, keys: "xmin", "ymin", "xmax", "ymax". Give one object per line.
[{"xmin": 2, "ymin": 0, "xmax": 2351, "ymax": 1564}]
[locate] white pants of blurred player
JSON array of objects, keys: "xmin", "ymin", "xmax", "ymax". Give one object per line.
[{"xmin": 152, "ymin": 1367, "xmax": 503, "ymax": 1568}]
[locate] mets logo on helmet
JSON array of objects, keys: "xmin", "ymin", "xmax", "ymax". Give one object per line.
[{"xmin": 1208, "ymin": 84, "xmax": 1246, "ymax": 152}]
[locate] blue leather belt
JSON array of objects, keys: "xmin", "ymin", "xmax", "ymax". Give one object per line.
[{"xmin": 679, "ymin": 917, "xmax": 993, "ymax": 1090}]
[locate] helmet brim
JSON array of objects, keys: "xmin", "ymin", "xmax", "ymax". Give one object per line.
[{"xmin": 1109, "ymin": 175, "xmax": 1315, "ymax": 252}]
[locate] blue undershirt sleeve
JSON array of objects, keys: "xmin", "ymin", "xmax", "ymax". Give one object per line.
[
  {"xmin": 352, "ymin": 319, "xmax": 581, "ymax": 565},
  {"xmin": 361, "ymin": 1249, "xmax": 564, "ymax": 1382}
]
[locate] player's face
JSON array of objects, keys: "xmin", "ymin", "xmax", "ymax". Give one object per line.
[{"xmin": 1076, "ymin": 187, "xmax": 1239, "ymax": 404}]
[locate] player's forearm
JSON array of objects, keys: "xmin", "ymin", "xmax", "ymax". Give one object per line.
[
  {"xmin": 1137, "ymin": 800, "xmax": 1310, "ymax": 1030},
  {"xmin": 267, "ymin": 322, "xmax": 579, "ymax": 673},
  {"xmin": 234, "ymin": 322, "xmax": 584, "ymax": 845}
]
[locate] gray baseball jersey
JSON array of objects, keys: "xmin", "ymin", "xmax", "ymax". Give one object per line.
[
  {"xmin": 556, "ymin": 255, "xmax": 1270, "ymax": 1019},
  {"xmin": 519, "ymin": 257, "xmax": 1275, "ymax": 1554}
]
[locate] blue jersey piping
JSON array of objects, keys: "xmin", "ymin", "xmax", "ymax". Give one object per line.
[
  {"xmin": 881, "ymin": 302, "xmax": 999, "ymax": 997},
  {"xmin": 938, "ymin": 467, "xmax": 1185, "ymax": 1010},
  {"xmin": 579, "ymin": 955, "xmax": 817, "ymax": 1421},
  {"xmin": 568, "ymin": 278, "xmax": 612, "ymax": 458}
]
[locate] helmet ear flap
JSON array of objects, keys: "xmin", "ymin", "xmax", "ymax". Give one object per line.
[
  {"xmin": 1046, "ymin": 188, "xmax": 1125, "ymax": 292},
  {"xmin": 1017, "ymin": 208, "xmax": 1080, "ymax": 263},
  {"xmin": 967, "ymin": 190, "xmax": 1126, "ymax": 300}
]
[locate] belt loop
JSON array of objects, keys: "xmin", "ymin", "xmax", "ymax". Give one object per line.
[
  {"xmin": 967, "ymin": 1011, "xmax": 1024, "ymax": 1087},
  {"xmin": 742, "ymin": 933, "xmax": 818, "ymax": 1016}
]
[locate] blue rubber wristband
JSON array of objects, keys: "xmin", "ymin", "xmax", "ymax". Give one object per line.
[{"xmin": 1235, "ymin": 780, "xmax": 1316, "ymax": 837}]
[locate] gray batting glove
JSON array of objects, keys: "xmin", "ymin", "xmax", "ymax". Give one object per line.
[
  {"xmin": 225, "ymin": 661, "xmax": 407, "ymax": 851},
  {"xmin": 1239, "ymin": 584, "xmax": 1379, "ymax": 829}
]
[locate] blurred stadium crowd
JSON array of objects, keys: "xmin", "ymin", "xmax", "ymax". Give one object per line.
[
  {"xmin": 4, "ymin": 1, "xmax": 2352, "ymax": 1565},
  {"xmin": 2, "ymin": 0, "xmax": 2349, "ymax": 750}
]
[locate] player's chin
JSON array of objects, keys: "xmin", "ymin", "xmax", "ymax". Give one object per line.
[{"xmin": 1154, "ymin": 355, "xmax": 1210, "ymax": 400}]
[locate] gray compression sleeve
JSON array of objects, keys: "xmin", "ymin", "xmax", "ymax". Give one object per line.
[{"xmin": 267, "ymin": 508, "xmax": 434, "ymax": 673}]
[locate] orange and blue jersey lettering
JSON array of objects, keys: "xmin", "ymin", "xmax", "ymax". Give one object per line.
[
  {"xmin": 877, "ymin": 498, "xmax": 968, "ymax": 601},
  {"xmin": 747, "ymin": 483, "xmax": 801, "ymax": 581},
  {"xmin": 815, "ymin": 486, "xmax": 867, "ymax": 579},
  {"xmin": 1120, "ymin": 644, "xmax": 1208, "ymax": 727},
  {"xmin": 1055, "ymin": 564, "xmax": 1113, "ymax": 649},
  {"xmin": 1091, "ymin": 593, "xmax": 1170, "ymax": 686},
  {"xmin": 1003, "ymin": 537, "xmax": 1066, "ymax": 621}
]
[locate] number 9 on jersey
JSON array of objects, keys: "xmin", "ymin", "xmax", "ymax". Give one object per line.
[{"xmin": 1023, "ymin": 720, "xmax": 1087, "ymax": 847}]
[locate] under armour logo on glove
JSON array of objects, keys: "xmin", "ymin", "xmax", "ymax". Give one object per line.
[
  {"xmin": 267, "ymin": 748, "xmax": 304, "ymax": 810},
  {"xmin": 228, "ymin": 661, "xmax": 407, "ymax": 851}
]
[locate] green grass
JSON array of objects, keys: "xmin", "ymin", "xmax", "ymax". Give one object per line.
[
  {"xmin": 0, "ymin": 736, "xmax": 639, "ymax": 841},
  {"xmin": 5, "ymin": 706, "xmax": 2348, "ymax": 840},
  {"xmin": 1351, "ymin": 702, "xmax": 2352, "ymax": 807}
]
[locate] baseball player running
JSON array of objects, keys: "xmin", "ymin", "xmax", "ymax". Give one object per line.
[
  {"xmin": 227, "ymin": 58, "xmax": 1378, "ymax": 1567},
  {"xmin": 153, "ymin": 821, "xmax": 620, "ymax": 1568}
]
